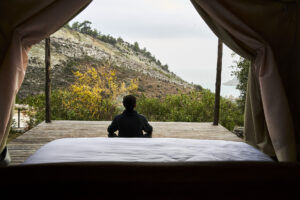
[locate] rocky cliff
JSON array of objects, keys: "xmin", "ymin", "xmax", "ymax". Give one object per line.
[{"xmin": 18, "ymin": 27, "xmax": 196, "ymax": 99}]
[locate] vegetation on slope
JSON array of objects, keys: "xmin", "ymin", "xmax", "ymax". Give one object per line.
[
  {"xmin": 14, "ymin": 21, "xmax": 245, "ymax": 134},
  {"xmin": 18, "ymin": 20, "xmax": 195, "ymax": 99},
  {"xmin": 65, "ymin": 20, "xmax": 170, "ymax": 72},
  {"xmin": 18, "ymin": 63, "xmax": 243, "ymax": 131}
]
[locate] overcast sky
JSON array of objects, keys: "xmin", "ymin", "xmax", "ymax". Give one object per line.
[{"xmin": 71, "ymin": 0, "xmax": 240, "ymax": 97}]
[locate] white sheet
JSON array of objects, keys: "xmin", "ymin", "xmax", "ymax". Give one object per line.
[{"xmin": 23, "ymin": 138, "xmax": 273, "ymax": 164}]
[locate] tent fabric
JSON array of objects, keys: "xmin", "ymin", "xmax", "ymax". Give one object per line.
[
  {"xmin": 1, "ymin": 0, "xmax": 298, "ymax": 162},
  {"xmin": 0, "ymin": 0, "xmax": 92, "ymax": 153},
  {"xmin": 0, "ymin": 99, "xmax": 14, "ymax": 154},
  {"xmin": 191, "ymin": 0, "xmax": 299, "ymax": 161}
]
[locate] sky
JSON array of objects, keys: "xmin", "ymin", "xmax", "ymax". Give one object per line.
[{"xmin": 71, "ymin": 0, "xmax": 240, "ymax": 97}]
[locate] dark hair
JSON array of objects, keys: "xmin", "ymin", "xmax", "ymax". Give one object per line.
[{"xmin": 123, "ymin": 95, "xmax": 136, "ymax": 111}]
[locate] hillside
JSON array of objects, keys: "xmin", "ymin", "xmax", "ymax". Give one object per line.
[{"xmin": 18, "ymin": 27, "xmax": 198, "ymax": 99}]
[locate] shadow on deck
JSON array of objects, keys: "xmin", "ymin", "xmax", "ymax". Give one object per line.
[{"xmin": 7, "ymin": 120, "xmax": 242, "ymax": 165}]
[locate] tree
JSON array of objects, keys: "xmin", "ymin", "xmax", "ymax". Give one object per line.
[
  {"xmin": 63, "ymin": 62, "xmax": 138, "ymax": 120},
  {"xmin": 117, "ymin": 37, "xmax": 124, "ymax": 44},
  {"xmin": 194, "ymin": 84, "xmax": 203, "ymax": 91},
  {"xmin": 64, "ymin": 23, "xmax": 71, "ymax": 30},
  {"xmin": 99, "ymin": 35, "xmax": 117, "ymax": 45},
  {"xmin": 78, "ymin": 20, "xmax": 92, "ymax": 34},
  {"xmin": 141, "ymin": 48, "xmax": 147, "ymax": 54},
  {"xmin": 133, "ymin": 42, "xmax": 140, "ymax": 52},
  {"xmin": 144, "ymin": 51, "xmax": 151, "ymax": 58},
  {"xmin": 161, "ymin": 64, "xmax": 169, "ymax": 72},
  {"xmin": 231, "ymin": 54, "xmax": 250, "ymax": 112},
  {"xmin": 156, "ymin": 59, "xmax": 161, "ymax": 66},
  {"xmin": 90, "ymin": 29, "xmax": 99, "ymax": 38},
  {"xmin": 71, "ymin": 22, "xmax": 80, "ymax": 31}
]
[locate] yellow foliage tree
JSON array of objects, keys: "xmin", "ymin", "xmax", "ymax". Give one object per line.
[{"xmin": 63, "ymin": 62, "xmax": 138, "ymax": 120}]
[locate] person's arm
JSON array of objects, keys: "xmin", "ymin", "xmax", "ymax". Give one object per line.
[
  {"xmin": 107, "ymin": 117, "xmax": 118, "ymax": 137},
  {"xmin": 142, "ymin": 117, "xmax": 153, "ymax": 138}
]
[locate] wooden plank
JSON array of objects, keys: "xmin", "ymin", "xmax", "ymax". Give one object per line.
[{"xmin": 7, "ymin": 146, "xmax": 43, "ymax": 151}]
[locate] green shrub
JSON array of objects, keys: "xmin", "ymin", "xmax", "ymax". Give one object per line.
[
  {"xmin": 136, "ymin": 90, "xmax": 243, "ymax": 131},
  {"xmin": 19, "ymin": 90, "xmax": 70, "ymax": 126},
  {"xmin": 21, "ymin": 89, "xmax": 243, "ymax": 131}
]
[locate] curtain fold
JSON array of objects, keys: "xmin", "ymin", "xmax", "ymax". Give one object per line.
[
  {"xmin": 191, "ymin": 0, "xmax": 299, "ymax": 161},
  {"xmin": 0, "ymin": 0, "xmax": 92, "ymax": 153}
]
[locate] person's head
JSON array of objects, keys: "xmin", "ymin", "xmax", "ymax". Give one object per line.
[{"xmin": 123, "ymin": 95, "xmax": 136, "ymax": 111}]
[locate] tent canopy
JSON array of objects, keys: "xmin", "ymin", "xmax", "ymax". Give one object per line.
[{"xmin": 0, "ymin": 0, "xmax": 299, "ymax": 162}]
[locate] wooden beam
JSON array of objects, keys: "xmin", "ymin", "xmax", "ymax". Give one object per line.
[
  {"xmin": 213, "ymin": 39, "xmax": 223, "ymax": 126},
  {"xmin": 45, "ymin": 37, "xmax": 51, "ymax": 123},
  {"xmin": 18, "ymin": 108, "xmax": 20, "ymax": 128}
]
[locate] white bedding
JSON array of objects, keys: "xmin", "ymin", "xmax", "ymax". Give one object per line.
[{"xmin": 23, "ymin": 138, "xmax": 273, "ymax": 164}]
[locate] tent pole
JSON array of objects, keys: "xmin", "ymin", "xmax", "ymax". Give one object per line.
[
  {"xmin": 45, "ymin": 37, "xmax": 51, "ymax": 123},
  {"xmin": 213, "ymin": 39, "xmax": 223, "ymax": 126}
]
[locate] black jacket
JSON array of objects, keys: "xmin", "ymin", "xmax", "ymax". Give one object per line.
[{"xmin": 107, "ymin": 110, "xmax": 153, "ymax": 137}]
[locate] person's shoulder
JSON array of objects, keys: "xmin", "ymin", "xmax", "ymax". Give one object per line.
[
  {"xmin": 136, "ymin": 112, "xmax": 147, "ymax": 120},
  {"xmin": 113, "ymin": 113, "xmax": 122, "ymax": 120}
]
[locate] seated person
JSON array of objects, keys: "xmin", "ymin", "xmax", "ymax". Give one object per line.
[{"xmin": 107, "ymin": 95, "xmax": 153, "ymax": 138}]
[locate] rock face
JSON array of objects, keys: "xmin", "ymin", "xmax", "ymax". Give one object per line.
[{"xmin": 18, "ymin": 28, "xmax": 195, "ymax": 99}]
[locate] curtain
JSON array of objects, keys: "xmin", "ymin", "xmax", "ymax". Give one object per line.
[
  {"xmin": 191, "ymin": 0, "xmax": 299, "ymax": 161},
  {"xmin": 0, "ymin": 0, "xmax": 92, "ymax": 153}
]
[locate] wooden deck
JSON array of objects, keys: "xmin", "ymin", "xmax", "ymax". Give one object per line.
[{"xmin": 7, "ymin": 120, "xmax": 243, "ymax": 165}]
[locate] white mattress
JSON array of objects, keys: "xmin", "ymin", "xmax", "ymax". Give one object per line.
[{"xmin": 23, "ymin": 138, "xmax": 273, "ymax": 164}]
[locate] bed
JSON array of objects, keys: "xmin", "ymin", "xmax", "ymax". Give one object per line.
[
  {"xmin": 23, "ymin": 137, "xmax": 272, "ymax": 164},
  {"xmin": 7, "ymin": 138, "xmax": 300, "ymax": 199}
]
